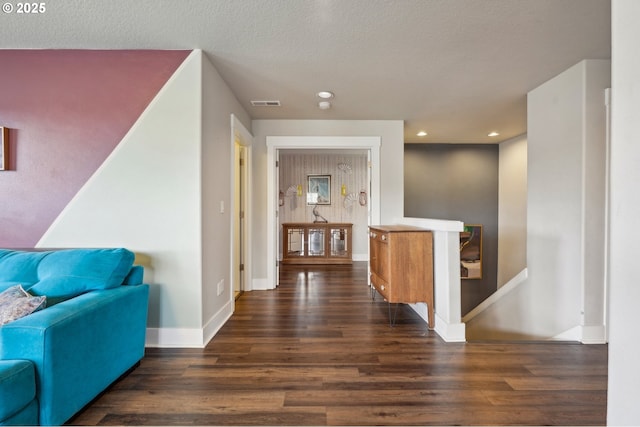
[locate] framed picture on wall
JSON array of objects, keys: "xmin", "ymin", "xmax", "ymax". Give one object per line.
[
  {"xmin": 307, "ymin": 175, "xmax": 331, "ymax": 205},
  {"xmin": 0, "ymin": 127, "xmax": 8, "ymax": 171},
  {"xmin": 460, "ymin": 224, "xmax": 482, "ymax": 279}
]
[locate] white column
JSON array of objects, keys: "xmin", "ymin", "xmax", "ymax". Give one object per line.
[{"xmin": 397, "ymin": 217, "xmax": 465, "ymax": 342}]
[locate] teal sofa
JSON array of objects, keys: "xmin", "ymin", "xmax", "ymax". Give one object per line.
[{"xmin": 0, "ymin": 248, "xmax": 149, "ymax": 426}]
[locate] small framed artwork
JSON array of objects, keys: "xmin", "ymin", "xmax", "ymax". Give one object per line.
[
  {"xmin": 460, "ymin": 224, "xmax": 482, "ymax": 279},
  {"xmin": 307, "ymin": 174, "xmax": 331, "ymax": 205},
  {"xmin": 0, "ymin": 127, "xmax": 8, "ymax": 171}
]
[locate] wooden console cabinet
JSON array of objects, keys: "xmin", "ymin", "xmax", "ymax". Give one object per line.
[
  {"xmin": 369, "ymin": 225, "xmax": 435, "ymax": 328},
  {"xmin": 282, "ymin": 223, "xmax": 352, "ymax": 265}
]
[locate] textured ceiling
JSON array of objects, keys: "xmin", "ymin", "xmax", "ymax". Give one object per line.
[{"xmin": 0, "ymin": 0, "xmax": 611, "ymax": 143}]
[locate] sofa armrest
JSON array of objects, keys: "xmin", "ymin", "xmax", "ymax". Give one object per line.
[{"xmin": 0, "ymin": 284, "xmax": 149, "ymax": 426}]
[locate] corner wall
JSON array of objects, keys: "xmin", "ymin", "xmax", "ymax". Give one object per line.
[
  {"xmin": 497, "ymin": 134, "xmax": 527, "ymax": 288},
  {"xmin": 6, "ymin": 50, "xmax": 252, "ymax": 347},
  {"xmin": 38, "ymin": 52, "xmax": 205, "ymax": 335},
  {"xmin": 201, "ymin": 53, "xmax": 252, "ymax": 343},
  {"xmin": 608, "ymin": 0, "xmax": 640, "ymax": 423},
  {"xmin": 465, "ymin": 59, "xmax": 610, "ymax": 341}
]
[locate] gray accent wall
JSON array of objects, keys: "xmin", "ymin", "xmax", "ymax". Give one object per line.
[{"xmin": 404, "ymin": 144, "xmax": 498, "ymax": 315}]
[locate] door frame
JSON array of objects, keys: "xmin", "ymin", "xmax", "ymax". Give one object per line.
[
  {"xmin": 231, "ymin": 114, "xmax": 253, "ymax": 295},
  {"xmin": 266, "ymin": 136, "xmax": 381, "ymax": 289}
]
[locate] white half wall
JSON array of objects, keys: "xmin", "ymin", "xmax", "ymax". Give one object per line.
[{"xmin": 398, "ymin": 216, "xmax": 465, "ymax": 342}]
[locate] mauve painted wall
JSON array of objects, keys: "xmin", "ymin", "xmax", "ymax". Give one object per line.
[{"xmin": 0, "ymin": 50, "xmax": 190, "ymax": 247}]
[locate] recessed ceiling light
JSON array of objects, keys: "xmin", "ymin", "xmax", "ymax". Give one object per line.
[
  {"xmin": 317, "ymin": 91, "xmax": 334, "ymax": 99},
  {"xmin": 417, "ymin": 131, "xmax": 428, "ymax": 137},
  {"xmin": 318, "ymin": 101, "xmax": 331, "ymax": 110},
  {"xmin": 488, "ymin": 131, "xmax": 500, "ymax": 137}
]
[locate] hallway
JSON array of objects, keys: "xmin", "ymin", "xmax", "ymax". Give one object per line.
[{"xmin": 70, "ymin": 262, "xmax": 607, "ymax": 426}]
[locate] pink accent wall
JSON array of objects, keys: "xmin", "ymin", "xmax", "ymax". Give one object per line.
[{"xmin": 0, "ymin": 50, "xmax": 190, "ymax": 247}]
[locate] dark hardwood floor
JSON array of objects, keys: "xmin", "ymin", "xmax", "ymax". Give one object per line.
[{"xmin": 70, "ymin": 262, "xmax": 608, "ymax": 426}]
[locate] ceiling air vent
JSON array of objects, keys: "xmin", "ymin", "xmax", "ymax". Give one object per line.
[{"xmin": 250, "ymin": 100, "xmax": 281, "ymax": 107}]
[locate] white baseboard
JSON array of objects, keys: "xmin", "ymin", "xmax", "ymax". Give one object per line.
[
  {"xmin": 551, "ymin": 325, "xmax": 607, "ymax": 344},
  {"xmin": 551, "ymin": 325, "xmax": 582, "ymax": 342},
  {"xmin": 251, "ymin": 277, "xmax": 271, "ymax": 290},
  {"xmin": 580, "ymin": 325, "xmax": 607, "ymax": 344},
  {"xmin": 434, "ymin": 314, "xmax": 466, "ymax": 342},
  {"xmin": 552, "ymin": 325, "xmax": 607, "ymax": 344},
  {"xmin": 408, "ymin": 303, "xmax": 466, "ymax": 342},
  {"xmin": 462, "ymin": 268, "xmax": 528, "ymax": 323},
  {"xmin": 145, "ymin": 327, "xmax": 204, "ymax": 348},
  {"xmin": 202, "ymin": 299, "xmax": 234, "ymax": 346},
  {"xmin": 146, "ymin": 299, "xmax": 234, "ymax": 348}
]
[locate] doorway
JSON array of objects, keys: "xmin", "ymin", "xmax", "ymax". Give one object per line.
[
  {"xmin": 277, "ymin": 149, "xmax": 370, "ymax": 267},
  {"xmin": 266, "ymin": 136, "xmax": 381, "ymax": 288},
  {"xmin": 231, "ymin": 114, "xmax": 253, "ymax": 298}
]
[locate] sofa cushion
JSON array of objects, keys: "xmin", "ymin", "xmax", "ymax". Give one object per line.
[
  {"xmin": 0, "ymin": 281, "xmax": 31, "ymax": 293},
  {"xmin": 123, "ymin": 265, "xmax": 144, "ymax": 286},
  {"xmin": 28, "ymin": 248, "xmax": 134, "ymax": 298},
  {"xmin": 0, "ymin": 285, "xmax": 47, "ymax": 326},
  {"xmin": 0, "ymin": 249, "xmax": 48, "ymax": 285},
  {"xmin": 0, "ymin": 360, "xmax": 37, "ymax": 422}
]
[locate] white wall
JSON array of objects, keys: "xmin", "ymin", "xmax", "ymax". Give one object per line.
[
  {"xmin": 497, "ymin": 134, "xmax": 527, "ymax": 287},
  {"xmin": 251, "ymin": 120, "xmax": 404, "ymax": 281},
  {"xmin": 607, "ymin": 0, "xmax": 640, "ymax": 423},
  {"xmin": 582, "ymin": 60, "xmax": 610, "ymax": 339},
  {"xmin": 38, "ymin": 50, "xmax": 253, "ymax": 348},
  {"xmin": 466, "ymin": 59, "xmax": 610, "ymax": 341},
  {"xmin": 527, "ymin": 61, "xmax": 586, "ymax": 338},
  {"xmin": 201, "ymin": 53, "xmax": 252, "ymax": 343},
  {"xmin": 38, "ymin": 51, "xmax": 204, "ymax": 332}
]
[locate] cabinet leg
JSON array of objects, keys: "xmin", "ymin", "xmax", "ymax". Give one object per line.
[
  {"xmin": 428, "ymin": 305, "xmax": 435, "ymax": 330},
  {"xmin": 388, "ymin": 302, "xmax": 400, "ymax": 327}
]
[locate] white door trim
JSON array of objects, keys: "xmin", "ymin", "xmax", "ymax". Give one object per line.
[
  {"xmin": 231, "ymin": 114, "xmax": 253, "ymax": 294},
  {"xmin": 266, "ymin": 136, "xmax": 381, "ymax": 289}
]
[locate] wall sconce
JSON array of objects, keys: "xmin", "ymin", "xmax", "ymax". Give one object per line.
[
  {"xmin": 359, "ymin": 190, "xmax": 368, "ymax": 206},
  {"xmin": 341, "ymin": 184, "xmax": 347, "ymax": 196},
  {"xmin": 296, "ymin": 184, "xmax": 303, "ymax": 197},
  {"xmin": 0, "ymin": 127, "xmax": 9, "ymax": 171}
]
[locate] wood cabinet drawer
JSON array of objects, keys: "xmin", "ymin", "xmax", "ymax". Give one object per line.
[
  {"xmin": 369, "ymin": 231, "xmax": 389, "ymax": 283},
  {"xmin": 370, "ymin": 272, "xmax": 391, "ymax": 301},
  {"xmin": 369, "ymin": 229, "xmax": 389, "ymax": 244}
]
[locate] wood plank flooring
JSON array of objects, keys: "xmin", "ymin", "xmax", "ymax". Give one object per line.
[{"xmin": 69, "ymin": 262, "xmax": 608, "ymax": 426}]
